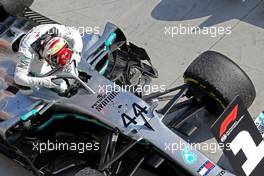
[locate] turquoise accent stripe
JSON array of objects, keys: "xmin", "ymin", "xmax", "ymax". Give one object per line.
[
  {"xmin": 260, "ymin": 112, "xmax": 264, "ymax": 120},
  {"xmin": 35, "ymin": 114, "xmax": 112, "ymax": 131},
  {"xmin": 20, "ymin": 109, "xmax": 38, "ymax": 121},
  {"xmin": 105, "ymin": 32, "xmax": 117, "ymax": 49},
  {"xmin": 99, "ymin": 32, "xmax": 116, "ymax": 75},
  {"xmin": 99, "ymin": 59, "xmax": 109, "ymax": 75},
  {"xmin": 258, "ymin": 112, "xmax": 264, "ymax": 126}
]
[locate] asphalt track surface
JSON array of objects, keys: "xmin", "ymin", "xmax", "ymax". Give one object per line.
[{"xmin": 1, "ymin": 0, "xmax": 264, "ymax": 175}]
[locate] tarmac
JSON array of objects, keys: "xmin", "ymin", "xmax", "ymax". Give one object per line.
[{"xmin": 1, "ymin": 0, "xmax": 264, "ymax": 175}]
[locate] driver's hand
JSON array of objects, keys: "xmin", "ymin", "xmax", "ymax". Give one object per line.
[
  {"xmin": 53, "ymin": 81, "xmax": 68, "ymax": 93},
  {"xmin": 41, "ymin": 76, "xmax": 58, "ymax": 88},
  {"xmin": 38, "ymin": 76, "xmax": 68, "ymax": 93}
]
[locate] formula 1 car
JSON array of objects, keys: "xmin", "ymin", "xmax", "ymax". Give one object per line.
[{"xmin": 0, "ymin": 1, "xmax": 261, "ymax": 176}]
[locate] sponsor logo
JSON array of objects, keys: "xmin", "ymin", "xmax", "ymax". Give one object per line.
[
  {"xmin": 197, "ymin": 161, "xmax": 215, "ymax": 176},
  {"xmin": 216, "ymin": 171, "xmax": 226, "ymax": 176},
  {"xmin": 181, "ymin": 147, "xmax": 197, "ymax": 165},
  {"xmin": 92, "ymin": 91, "xmax": 119, "ymax": 112},
  {"xmin": 220, "ymin": 105, "xmax": 238, "ymax": 137},
  {"xmin": 211, "ymin": 97, "xmax": 264, "ymax": 176},
  {"xmin": 219, "ymin": 105, "xmax": 244, "ymax": 142}
]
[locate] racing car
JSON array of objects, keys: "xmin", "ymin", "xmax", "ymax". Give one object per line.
[{"xmin": 0, "ymin": 1, "xmax": 262, "ymax": 176}]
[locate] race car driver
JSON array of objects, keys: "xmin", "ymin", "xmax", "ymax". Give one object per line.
[{"xmin": 14, "ymin": 24, "xmax": 83, "ymax": 93}]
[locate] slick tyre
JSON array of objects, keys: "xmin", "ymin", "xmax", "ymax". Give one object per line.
[
  {"xmin": 183, "ymin": 51, "xmax": 256, "ymax": 114},
  {"xmin": 74, "ymin": 167, "xmax": 104, "ymax": 176}
]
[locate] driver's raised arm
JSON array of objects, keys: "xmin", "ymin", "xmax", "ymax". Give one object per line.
[
  {"xmin": 14, "ymin": 53, "xmax": 56, "ymax": 89},
  {"xmin": 14, "ymin": 24, "xmax": 82, "ymax": 92}
]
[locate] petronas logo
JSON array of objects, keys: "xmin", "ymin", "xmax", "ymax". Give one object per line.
[{"xmin": 182, "ymin": 147, "xmax": 197, "ymax": 165}]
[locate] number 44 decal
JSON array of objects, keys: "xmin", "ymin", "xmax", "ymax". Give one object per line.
[
  {"xmin": 121, "ymin": 103, "xmax": 147, "ymax": 127},
  {"xmin": 121, "ymin": 103, "xmax": 154, "ymax": 130}
]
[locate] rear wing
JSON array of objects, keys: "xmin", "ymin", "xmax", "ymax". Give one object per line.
[{"xmin": 211, "ymin": 96, "xmax": 264, "ymax": 176}]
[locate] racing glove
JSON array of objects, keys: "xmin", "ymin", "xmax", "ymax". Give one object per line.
[
  {"xmin": 52, "ymin": 79, "xmax": 68, "ymax": 93},
  {"xmin": 38, "ymin": 76, "xmax": 68, "ymax": 93}
]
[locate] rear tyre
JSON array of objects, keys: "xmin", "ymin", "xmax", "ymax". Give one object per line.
[
  {"xmin": 183, "ymin": 51, "xmax": 256, "ymax": 114},
  {"xmin": 74, "ymin": 168, "xmax": 104, "ymax": 176},
  {"xmin": 0, "ymin": 0, "xmax": 33, "ymax": 16}
]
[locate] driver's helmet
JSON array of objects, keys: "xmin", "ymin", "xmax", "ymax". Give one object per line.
[{"xmin": 42, "ymin": 37, "xmax": 73, "ymax": 67}]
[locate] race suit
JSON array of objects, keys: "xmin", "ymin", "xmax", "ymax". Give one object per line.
[{"xmin": 14, "ymin": 24, "xmax": 83, "ymax": 93}]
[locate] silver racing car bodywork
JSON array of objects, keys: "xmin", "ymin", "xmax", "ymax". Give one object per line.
[
  {"xmin": 0, "ymin": 22, "xmax": 235, "ymax": 176},
  {"xmin": 0, "ymin": 61, "xmax": 235, "ymax": 176},
  {"xmin": 0, "ymin": 6, "xmax": 245, "ymax": 176}
]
